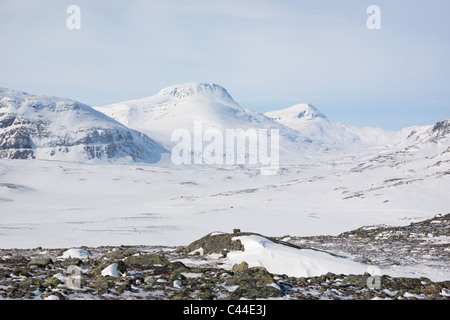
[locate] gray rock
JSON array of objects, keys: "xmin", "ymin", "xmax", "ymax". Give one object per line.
[
  {"xmin": 231, "ymin": 261, "xmax": 249, "ymax": 273},
  {"xmin": 185, "ymin": 232, "xmax": 244, "ymax": 255},
  {"xmin": 231, "ymin": 284, "xmax": 283, "ymax": 299},
  {"xmin": 28, "ymin": 258, "xmax": 53, "ymax": 268},
  {"xmin": 227, "ymin": 266, "xmax": 274, "ymax": 287},
  {"xmin": 125, "ymin": 254, "xmax": 170, "ymax": 269}
]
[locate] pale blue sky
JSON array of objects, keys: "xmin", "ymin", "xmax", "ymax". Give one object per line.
[{"xmin": 0, "ymin": 0, "xmax": 449, "ymax": 130}]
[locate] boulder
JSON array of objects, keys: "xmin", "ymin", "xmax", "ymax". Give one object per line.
[
  {"xmin": 227, "ymin": 266, "xmax": 274, "ymax": 287},
  {"xmin": 185, "ymin": 232, "xmax": 244, "ymax": 255},
  {"xmin": 28, "ymin": 258, "xmax": 53, "ymax": 268},
  {"xmin": 125, "ymin": 254, "xmax": 170, "ymax": 269}
]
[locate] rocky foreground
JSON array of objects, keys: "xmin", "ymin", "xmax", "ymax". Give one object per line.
[{"xmin": 0, "ymin": 214, "xmax": 449, "ymax": 300}]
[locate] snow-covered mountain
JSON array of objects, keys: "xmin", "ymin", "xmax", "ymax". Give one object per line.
[
  {"xmin": 2, "ymin": 84, "xmax": 447, "ymax": 167},
  {"xmin": 266, "ymin": 103, "xmax": 327, "ymax": 122},
  {"xmin": 265, "ymin": 104, "xmax": 449, "ymax": 183},
  {"xmin": 94, "ymin": 83, "xmax": 302, "ymax": 145},
  {"xmin": 94, "ymin": 83, "xmax": 319, "ymax": 165},
  {"xmin": 0, "ymin": 88, "xmax": 166, "ymax": 163},
  {"xmin": 265, "ymin": 104, "xmax": 397, "ymax": 148},
  {"xmin": 399, "ymin": 120, "xmax": 450, "ymax": 145},
  {"xmin": 94, "ymin": 83, "xmax": 450, "ymax": 166}
]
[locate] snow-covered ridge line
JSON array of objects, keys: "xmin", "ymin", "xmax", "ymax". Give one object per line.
[
  {"xmin": 1, "ymin": 83, "xmax": 449, "ymax": 165},
  {"xmin": 158, "ymin": 83, "xmax": 235, "ymax": 101},
  {"xmin": 96, "ymin": 82, "xmax": 449, "ymax": 156},
  {"xmin": 93, "ymin": 82, "xmax": 314, "ymax": 163}
]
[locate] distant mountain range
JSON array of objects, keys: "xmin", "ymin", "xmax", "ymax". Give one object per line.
[
  {"xmin": 265, "ymin": 103, "xmax": 397, "ymax": 148},
  {"xmin": 1, "ymin": 83, "xmax": 448, "ymax": 164}
]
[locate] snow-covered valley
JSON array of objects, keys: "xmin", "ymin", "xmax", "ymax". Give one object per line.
[{"xmin": 0, "ymin": 140, "xmax": 448, "ymax": 250}]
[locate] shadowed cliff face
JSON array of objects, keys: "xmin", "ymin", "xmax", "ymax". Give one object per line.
[
  {"xmin": 431, "ymin": 120, "xmax": 450, "ymax": 142},
  {"xmin": 0, "ymin": 88, "xmax": 166, "ymax": 162}
]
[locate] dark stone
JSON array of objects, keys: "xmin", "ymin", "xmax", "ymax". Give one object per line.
[
  {"xmin": 227, "ymin": 267, "xmax": 274, "ymax": 287},
  {"xmin": 92, "ymin": 276, "xmax": 116, "ymax": 294},
  {"xmin": 154, "ymin": 262, "xmax": 190, "ymax": 275},
  {"xmin": 19, "ymin": 277, "xmax": 44, "ymax": 290},
  {"xmin": 231, "ymin": 284, "xmax": 283, "ymax": 299},
  {"xmin": 28, "ymin": 258, "xmax": 53, "ymax": 268},
  {"xmin": 43, "ymin": 277, "xmax": 61, "ymax": 288},
  {"xmin": 231, "ymin": 262, "xmax": 249, "ymax": 273},
  {"xmin": 125, "ymin": 254, "xmax": 170, "ymax": 269},
  {"xmin": 104, "ymin": 248, "xmax": 139, "ymax": 260},
  {"xmin": 342, "ymin": 274, "xmax": 369, "ymax": 288},
  {"xmin": 185, "ymin": 233, "xmax": 244, "ymax": 255},
  {"xmin": 57, "ymin": 258, "xmax": 83, "ymax": 269}
]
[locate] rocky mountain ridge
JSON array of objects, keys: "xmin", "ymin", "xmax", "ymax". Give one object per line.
[{"xmin": 0, "ymin": 88, "xmax": 166, "ymax": 163}]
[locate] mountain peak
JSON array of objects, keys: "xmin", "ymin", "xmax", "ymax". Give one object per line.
[
  {"xmin": 265, "ymin": 103, "xmax": 326, "ymax": 121},
  {"xmin": 157, "ymin": 83, "xmax": 233, "ymax": 101},
  {"xmin": 285, "ymin": 104, "xmax": 326, "ymax": 120},
  {"xmin": 0, "ymin": 87, "xmax": 29, "ymax": 98}
]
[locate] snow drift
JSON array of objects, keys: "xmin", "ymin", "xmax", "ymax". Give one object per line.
[{"xmin": 226, "ymin": 235, "xmax": 369, "ymax": 277}]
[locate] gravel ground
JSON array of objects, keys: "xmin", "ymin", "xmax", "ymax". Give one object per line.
[{"xmin": 0, "ymin": 214, "xmax": 448, "ymax": 300}]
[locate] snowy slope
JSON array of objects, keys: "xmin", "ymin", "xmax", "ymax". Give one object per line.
[
  {"xmin": 265, "ymin": 103, "xmax": 327, "ymax": 122},
  {"xmin": 94, "ymin": 83, "xmax": 320, "ymax": 165},
  {"xmin": 397, "ymin": 120, "xmax": 450, "ymax": 146},
  {"xmin": 94, "ymin": 83, "xmax": 275, "ymax": 145},
  {"xmin": 265, "ymin": 103, "xmax": 398, "ymax": 148},
  {"xmin": 0, "ymin": 88, "xmax": 166, "ymax": 163}
]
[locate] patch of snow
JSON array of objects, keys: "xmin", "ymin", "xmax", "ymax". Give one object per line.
[
  {"xmin": 223, "ymin": 285, "xmax": 239, "ymax": 292},
  {"xmin": 210, "ymin": 232, "xmax": 226, "ymax": 236},
  {"xmin": 226, "ymin": 235, "xmax": 369, "ymax": 277},
  {"xmin": 420, "ymin": 236, "xmax": 450, "ymax": 244},
  {"xmin": 403, "ymin": 292, "xmax": 425, "ymax": 299},
  {"xmin": 189, "ymin": 248, "xmax": 204, "ymax": 256},
  {"xmin": 101, "ymin": 263, "xmax": 122, "ymax": 277},
  {"xmin": 61, "ymin": 249, "xmax": 92, "ymax": 260},
  {"xmin": 181, "ymin": 272, "xmax": 203, "ymax": 279},
  {"xmin": 52, "ymin": 273, "xmax": 68, "ymax": 283},
  {"xmin": 383, "ymin": 289, "xmax": 398, "ymax": 297},
  {"xmin": 441, "ymin": 288, "xmax": 450, "ymax": 297}
]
